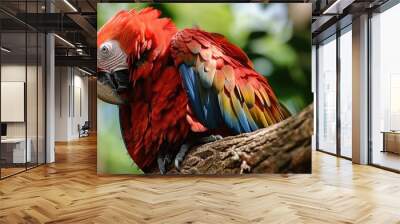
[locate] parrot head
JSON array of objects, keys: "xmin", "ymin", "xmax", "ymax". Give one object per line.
[{"xmin": 97, "ymin": 8, "xmax": 177, "ymax": 104}]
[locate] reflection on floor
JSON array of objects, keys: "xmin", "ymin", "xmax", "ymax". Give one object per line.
[
  {"xmin": 0, "ymin": 167, "xmax": 25, "ymax": 177},
  {"xmin": 373, "ymin": 150, "xmax": 400, "ymax": 171},
  {"xmin": 0, "ymin": 136, "xmax": 400, "ymax": 223},
  {"xmin": 0, "ymin": 163, "xmax": 42, "ymax": 178}
]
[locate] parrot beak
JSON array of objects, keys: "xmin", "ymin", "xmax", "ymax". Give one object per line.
[{"xmin": 97, "ymin": 69, "xmax": 130, "ymax": 105}]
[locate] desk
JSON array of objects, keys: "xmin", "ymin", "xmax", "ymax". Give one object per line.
[
  {"xmin": 382, "ymin": 131, "xmax": 400, "ymax": 155},
  {"xmin": 1, "ymin": 138, "xmax": 31, "ymax": 163}
]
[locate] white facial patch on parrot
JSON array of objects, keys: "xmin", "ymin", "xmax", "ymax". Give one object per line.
[{"xmin": 97, "ymin": 40, "xmax": 128, "ymax": 73}]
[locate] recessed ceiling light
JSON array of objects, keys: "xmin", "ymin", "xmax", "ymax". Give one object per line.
[
  {"xmin": 78, "ymin": 67, "xmax": 92, "ymax": 76},
  {"xmin": 322, "ymin": 0, "xmax": 354, "ymax": 15},
  {"xmin": 63, "ymin": 0, "xmax": 78, "ymax": 12},
  {"xmin": 1, "ymin": 47, "xmax": 11, "ymax": 53},
  {"xmin": 54, "ymin": 34, "xmax": 75, "ymax": 48}
]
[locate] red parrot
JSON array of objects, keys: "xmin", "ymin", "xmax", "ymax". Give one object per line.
[{"xmin": 97, "ymin": 7, "xmax": 290, "ymax": 174}]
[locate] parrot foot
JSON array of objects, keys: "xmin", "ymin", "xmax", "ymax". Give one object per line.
[
  {"xmin": 197, "ymin": 135, "xmax": 223, "ymax": 144},
  {"xmin": 157, "ymin": 152, "xmax": 173, "ymax": 175},
  {"xmin": 174, "ymin": 143, "xmax": 193, "ymax": 171},
  {"xmin": 174, "ymin": 135, "xmax": 223, "ymax": 171}
]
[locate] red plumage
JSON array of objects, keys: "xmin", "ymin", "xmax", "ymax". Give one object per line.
[
  {"xmin": 98, "ymin": 8, "xmax": 190, "ymax": 170},
  {"xmin": 97, "ymin": 7, "xmax": 289, "ymax": 171}
]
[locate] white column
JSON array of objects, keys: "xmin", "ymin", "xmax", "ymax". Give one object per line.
[
  {"xmin": 45, "ymin": 0, "xmax": 56, "ymax": 163},
  {"xmin": 46, "ymin": 32, "xmax": 55, "ymax": 163},
  {"xmin": 352, "ymin": 14, "xmax": 369, "ymax": 164},
  {"xmin": 312, "ymin": 45, "xmax": 317, "ymax": 150}
]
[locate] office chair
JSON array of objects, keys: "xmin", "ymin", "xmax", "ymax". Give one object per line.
[{"xmin": 79, "ymin": 121, "xmax": 90, "ymax": 138}]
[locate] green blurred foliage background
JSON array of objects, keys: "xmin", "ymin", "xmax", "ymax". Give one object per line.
[
  {"xmin": 97, "ymin": 3, "xmax": 312, "ymax": 174},
  {"xmin": 98, "ymin": 100, "xmax": 143, "ymax": 174}
]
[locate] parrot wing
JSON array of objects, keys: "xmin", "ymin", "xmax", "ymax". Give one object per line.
[{"xmin": 171, "ymin": 29, "xmax": 290, "ymax": 134}]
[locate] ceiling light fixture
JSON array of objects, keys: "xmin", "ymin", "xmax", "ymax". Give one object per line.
[
  {"xmin": 322, "ymin": 0, "xmax": 342, "ymax": 15},
  {"xmin": 322, "ymin": 0, "xmax": 354, "ymax": 15},
  {"xmin": 1, "ymin": 47, "xmax": 11, "ymax": 53},
  {"xmin": 78, "ymin": 67, "xmax": 92, "ymax": 76},
  {"xmin": 63, "ymin": 0, "xmax": 78, "ymax": 12},
  {"xmin": 76, "ymin": 48, "xmax": 86, "ymax": 55},
  {"xmin": 54, "ymin": 34, "xmax": 75, "ymax": 48}
]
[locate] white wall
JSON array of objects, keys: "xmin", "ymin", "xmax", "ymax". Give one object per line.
[
  {"xmin": 72, "ymin": 73, "xmax": 89, "ymax": 138},
  {"xmin": 1, "ymin": 65, "xmax": 39, "ymax": 138},
  {"xmin": 1, "ymin": 63, "xmax": 46, "ymax": 164},
  {"xmin": 55, "ymin": 66, "xmax": 89, "ymax": 141},
  {"xmin": 55, "ymin": 66, "xmax": 69, "ymax": 141},
  {"xmin": 1, "ymin": 64, "xmax": 26, "ymax": 81},
  {"xmin": 1, "ymin": 65, "xmax": 26, "ymax": 137}
]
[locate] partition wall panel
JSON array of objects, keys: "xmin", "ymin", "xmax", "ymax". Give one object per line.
[
  {"xmin": 339, "ymin": 27, "xmax": 352, "ymax": 158},
  {"xmin": 0, "ymin": 30, "xmax": 27, "ymax": 177},
  {"xmin": 38, "ymin": 32, "xmax": 46, "ymax": 165},
  {"xmin": 316, "ymin": 22, "xmax": 353, "ymax": 159},
  {"xmin": 315, "ymin": 1, "xmax": 400, "ymax": 170},
  {"xmin": 317, "ymin": 35, "xmax": 337, "ymax": 154},
  {"xmin": 370, "ymin": 3, "xmax": 400, "ymax": 171},
  {"xmin": 27, "ymin": 31, "xmax": 38, "ymax": 169},
  {"xmin": 0, "ymin": 0, "xmax": 46, "ymax": 179}
]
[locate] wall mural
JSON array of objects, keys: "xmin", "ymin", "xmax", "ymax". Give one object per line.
[{"xmin": 97, "ymin": 3, "xmax": 312, "ymax": 175}]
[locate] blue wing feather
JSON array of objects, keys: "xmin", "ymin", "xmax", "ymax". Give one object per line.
[
  {"xmin": 179, "ymin": 64, "xmax": 205, "ymax": 122},
  {"xmin": 217, "ymin": 91, "xmax": 244, "ymax": 134},
  {"xmin": 234, "ymin": 103, "xmax": 251, "ymax": 133},
  {"xmin": 179, "ymin": 64, "xmax": 256, "ymax": 134},
  {"xmin": 180, "ymin": 64, "xmax": 222, "ymax": 130},
  {"xmin": 244, "ymin": 104, "xmax": 259, "ymax": 131},
  {"xmin": 197, "ymin": 80, "xmax": 221, "ymax": 129},
  {"xmin": 173, "ymin": 30, "xmax": 287, "ymax": 135}
]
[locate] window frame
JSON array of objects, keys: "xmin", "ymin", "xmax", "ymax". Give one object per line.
[{"xmin": 315, "ymin": 19, "xmax": 353, "ymax": 161}]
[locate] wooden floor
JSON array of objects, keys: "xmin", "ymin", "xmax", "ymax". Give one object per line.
[{"xmin": 0, "ymin": 136, "xmax": 400, "ymax": 223}]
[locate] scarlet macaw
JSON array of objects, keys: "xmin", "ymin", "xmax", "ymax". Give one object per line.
[{"xmin": 97, "ymin": 8, "xmax": 290, "ymax": 174}]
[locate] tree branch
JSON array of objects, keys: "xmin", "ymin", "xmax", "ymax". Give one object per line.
[{"xmin": 168, "ymin": 104, "xmax": 313, "ymax": 175}]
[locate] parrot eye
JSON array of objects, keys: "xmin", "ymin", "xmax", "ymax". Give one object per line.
[
  {"xmin": 97, "ymin": 40, "xmax": 128, "ymax": 73},
  {"xmin": 99, "ymin": 43, "xmax": 112, "ymax": 59}
]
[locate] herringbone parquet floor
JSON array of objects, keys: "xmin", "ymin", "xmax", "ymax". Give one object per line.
[{"xmin": 0, "ymin": 135, "xmax": 400, "ymax": 224}]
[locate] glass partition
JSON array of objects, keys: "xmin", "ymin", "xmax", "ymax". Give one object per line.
[
  {"xmin": 370, "ymin": 4, "xmax": 400, "ymax": 171},
  {"xmin": 317, "ymin": 35, "xmax": 337, "ymax": 154},
  {"xmin": 339, "ymin": 26, "xmax": 352, "ymax": 158},
  {"xmin": 27, "ymin": 30, "xmax": 38, "ymax": 169},
  {"xmin": 1, "ymin": 30, "xmax": 28, "ymax": 177},
  {"xmin": 0, "ymin": 1, "xmax": 46, "ymax": 179}
]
